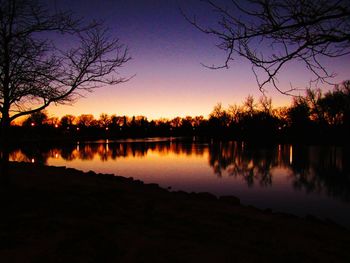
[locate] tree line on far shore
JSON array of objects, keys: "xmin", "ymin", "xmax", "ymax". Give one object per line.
[{"xmin": 12, "ymin": 81, "xmax": 350, "ymax": 143}]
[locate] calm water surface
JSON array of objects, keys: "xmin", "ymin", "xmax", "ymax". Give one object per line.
[{"xmin": 10, "ymin": 138, "xmax": 350, "ymax": 227}]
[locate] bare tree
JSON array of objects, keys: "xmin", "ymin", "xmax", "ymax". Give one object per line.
[
  {"xmin": 60, "ymin": 114, "xmax": 76, "ymax": 128},
  {"xmin": 0, "ymin": 0, "xmax": 130, "ymax": 138},
  {"xmin": 98, "ymin": 113, "xmax": 112, "ymax": 128},
  {"xmin": 185, "ymin": 0, "xmax": 350, "ymax": 93},
  {"xmin": 259, "ymin": 96, "xmax": 272, "ymax": 114},
  {"xmin": 243, "ymin": 95, "xmax": 257, "ymax": 115},
  {"xmin": 77, "ymin": 114, "xmax": 96, "ymax": 128}
]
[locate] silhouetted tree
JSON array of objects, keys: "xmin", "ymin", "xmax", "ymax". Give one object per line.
[
  {"xmin": 170, "ymin": 117, "xmax": 182, "ymax": 128},
  {"xmin": 47, "ymin": 116, "xmax": 59, "ymax": 127},
  {"xmin": 259, "ymin": 96, "xmax": 273, "ymax": 115},
  {"xmin": 123, "ymin": 116, "xmax": 128, "ymax": 127},
  {"xmin": 228, "ymin": 104, "xmax": 242, "ymax": 124},
  {"xmin": 98, "ymin": 113, "xmax": 111, "ymax": 128},
  {"xmin": 110, "ymin": 115, "xmax": 124, "ymax": 128},
  {"xmin": 193, "ymin": 115, "xmax": 205, "ymax": 127},
  {"xmin": 137, "ymin": 116, "xmax": 148, "ymax": 128},
  {"xmin": 273, "ymin": 106, "xmax": 289, "ymax": 131},
  {"xmin": 287, "ymin": 97, "xmax": 312, "ymax": 139},
  {"xmin": 22, "ymin": 111, "xmax": 48, "ymax": 127},
  {"xmin": 181, "ymin": 116, "xmax": 194, "ymax": 130},
  {"xmin": 77, "ymin": 114, "xmax": 96, "ymax": 128},
  {"xmin": 0, "ymin": 0, "xmax": 130, "ymax": 140},
  {"xmin": 243, "ymin": 95, "xmax": 257, "ymax": 117},
  {"xmin": 320, "ymin": 81, "xmax": 350, "ymax": 126},
  {"xmin": 60, "ymin": 115, "xmax": 76, "ymax": 128},
  {"xmin": 186, "ymin": 0, "xmax": 350, "ymax": 93},
  {"xmin": 304, "ymin": 89, "xmax": 326, "ymax": 124},
  {"xmin": 209, "ymin": 103, "xmax": 231, "ymax": 128}
]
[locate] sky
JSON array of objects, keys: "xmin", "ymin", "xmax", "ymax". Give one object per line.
[{"xmin": 46, "ymin": 0, "xmax": 350, "ymax": 120}]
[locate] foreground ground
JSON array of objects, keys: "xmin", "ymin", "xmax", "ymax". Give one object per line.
[{"xmin": 0, "ymin": 162, "xmax": 349, "ymax": 262}]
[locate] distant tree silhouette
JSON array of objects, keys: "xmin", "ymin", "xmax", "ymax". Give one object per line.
[
  {"xmin": 228, "ymin": 104, "xmax": 242, "ymax": 124},
  {"xmin": 243, "ymin": 96, "xmax": 257, "ymax": 116},
  {"xmin": 123, "ymin": 116, "xmax": 129, "ymax": 127},
  {"xmin": 46, "ymin": 116, "xmax": 60, "ymax": 127},
  {"xmin": 77, "ymin": 114, "xmax": 96, "ymax": 128},
  {"xmin": 259, "ymin": 96, "xmax": 273, "ymax": 115},
  {"xmin": 320, "ymin": 81, "xmax": 350, "ymax": 126},
  {"xmin": 239, "ymin": 96, "xmax": 278, "ymax": 140},
  {"xmin": 185, "ymin": 0, "xmax": 350, "ymax": 93},
  {"xmin": 7, "ymin": 82, "xmax": 350, "ymax": 142},
  {"xmin": 181, "ymin": 116, "xmax": 194, "ymax": 130},
  {"xmin": 209, "ymin": 103, "xmax": 231, "ymax": 128},
  {"xmin": 287, "ymin": 96, "xmax": 312, "ymax": 139},
  {"xmin": 304, "ymin": 89, "xmax": 326, "ymax": 124},
  {"xmin": 0, "ymin": 0, "xmax": 130, "ymax": 141},
  {"xmin": 110, "ymin": 115, "xmax": 124, "ymax": 128},
  {"xmin": 60, "ymin": 115, "xmax": 76, "ymax": 129},
  {"xmin": 22, "ymin": 111, "xmax": 48, "ymax": 127},
  {"xmin": 170, "ymin": 117, "xmax": 182, "ymax": 128},
  {"xmin": 137, "ymin": 116, "xmax": 148, "ymax": 127},
  {"xmin": 193, "ymin": 115, "xmax": 205, "ymax": 127},
  {"xmin": 98, "ymin": 113, "xmax": 112, "ymax": 128}
]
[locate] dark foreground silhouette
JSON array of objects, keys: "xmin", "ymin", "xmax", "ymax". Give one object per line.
[{"xmin": 0, "ymin": 162, "xmax": 349, "ymax": 262}]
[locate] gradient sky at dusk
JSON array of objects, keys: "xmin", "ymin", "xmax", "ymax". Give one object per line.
[{"xmin": 47, "ymin": 0, "xmax": 350, "ymax": 120}]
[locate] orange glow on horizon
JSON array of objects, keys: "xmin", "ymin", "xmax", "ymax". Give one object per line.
[{"xmin": 47, "ymin": 92, "xmax": 293, "ymax": 121}]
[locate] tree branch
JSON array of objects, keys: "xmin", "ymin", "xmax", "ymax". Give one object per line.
[{"xmin": 185, "ymin": 0, "xmax": 350, "ymax": 93}]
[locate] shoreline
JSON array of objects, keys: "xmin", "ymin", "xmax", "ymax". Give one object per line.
[
  {"xmin": 2, "ymin": 133, "xmax": 350, "ymax": 148},
  {"xmin": 1, "ymin": 162, "xmax": 349, "ymax": 262}
]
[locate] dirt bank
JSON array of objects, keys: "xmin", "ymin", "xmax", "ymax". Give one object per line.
[{"xmin": 0, "ymin": 162, "xmax": 349, "ymax": 262}]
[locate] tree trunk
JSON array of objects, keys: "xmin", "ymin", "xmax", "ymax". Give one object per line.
[{"xmin": 0, "ymin": 114, "xmax": 10, "ymax": 184}]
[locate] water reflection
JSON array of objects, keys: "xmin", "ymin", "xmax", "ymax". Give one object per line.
[
  {"xmin": 208, "ymin": 142, "xmax": 287, "ymax": 187},
  {"xmin": 9, "ymin": 140, "xmax": 350, "ymax": 202},
  {"xmin": 290, "ymin": 145, "xmax": 350, "ymax": 202},
  {"xmin": 11, "ymin": 141, "xmax": 208, "ymax": 163}
]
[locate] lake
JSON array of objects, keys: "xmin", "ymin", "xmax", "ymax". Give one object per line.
[{"xmin": 9, "ymin": 138, "xmax": 350, "ymax": 227}]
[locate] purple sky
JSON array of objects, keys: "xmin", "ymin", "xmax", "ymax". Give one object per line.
[{"xmin": 47, "ymin": 0, "xmax": 350, "ymax": 119}]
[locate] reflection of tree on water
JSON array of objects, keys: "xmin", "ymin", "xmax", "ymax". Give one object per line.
[
  {"xmin": 208, "ymin": 142, "xmax": 350, "ymax": 202},
  {"xmin": 291, "ymin": 146, "xmax": 350, "ymax": 202},
  {"xmin": 208, "ymin": 142, "xmax": 290, "ymax": 186},
  {"xmin": 9, "ymin": 140, "xmax": 207, "ymax": 164},
  {"xmin": 10, "ymin": 145, "xmax": 52, "ymax": 165}
]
